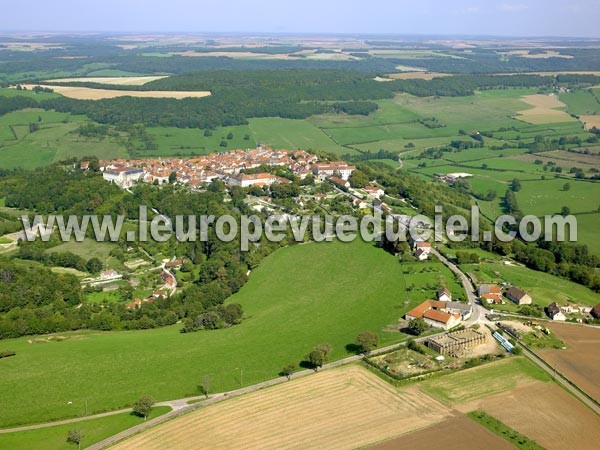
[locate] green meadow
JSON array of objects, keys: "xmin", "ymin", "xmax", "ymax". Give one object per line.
[
  {"xmin": 420, "ymin": 357, "xmax": 550, "ymax": 405},
  {"xmin": 0, "ymin": 240, "xmax": 461, "ymax": 427},
  {"xmin": 463, "ymin": 262, "xmax": 600, "ymax": 307},
  {"xmin": 0, "ymin": 407, "xmax": 170, "ymax": 450}
]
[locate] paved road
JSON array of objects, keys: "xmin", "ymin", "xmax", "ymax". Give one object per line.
[{"xmin": 430, "ymin": 247, "xmax": 485, "ymax": 326}]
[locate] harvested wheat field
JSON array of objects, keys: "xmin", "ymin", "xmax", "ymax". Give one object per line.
[
  {"xmin": 46, "ymin": 76, "xmax": 168, "ymax": 85},
  {"xmin": 515, "ymin": 93, "xmax": 574, "ymax": 124},
  {"xmin": 20, "ymin": 84, "xmax": 211, "ymax": 100},
  {"xmin": 112, "ymin": 365, "xmax": 452, "ymax": 450},
  {"xmin": 579, "ymin": 114, "xmax": 600, "ymax": 130},
  {"xmin": 368, "ymin": 415, "xmax": 514, "ymax": 450},
  {"xmin": 538, "ymin": 323, "xmax": 600, "ymax": 402},
  {"xmin": 386, "ymin": 71, "xmax": 452, "ymax": 80},
  {"xmin": 461, "ymin": 381, "xmax": 600, "ymax": 450}
]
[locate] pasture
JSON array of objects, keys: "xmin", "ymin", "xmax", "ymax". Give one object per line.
[
  {"xmin": 515, "ymin": 178, "xmax": 600, "ymax": 215},
  {"xmin": 111, "ymin": 365, "xmax": 452, "ymax": 450},
  {"xmin": 0, "ymin": 407, "xmax": 170, "ymax": 450},
  {"xmin": 464, "ymin": 262, "xmax": 600, "ymax": 307},
  {"xmin": 0, "ymin": 240, "xmax": 447, "ymax": 427},
  {"xmin": 0, "ymin": 109, "xmax": 128, "ymax": 169},
  {"xmin": 419, "ymin": 357, "xmax": 549, "ymax": 405}
]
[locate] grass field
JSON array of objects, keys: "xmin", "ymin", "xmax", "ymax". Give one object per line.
[
  {"xmin": 112, "ymin": 365, "xmax": 452, "ymax": 450},
  {"xmin": 0, "ymin": 407, "xmax": 170, "ymax": 450},
  {"xmin": 560, "ymin": 89, "xmax": 600, "ymax": 115},
  {"xmin": 464, "ymin": 262, "xmax": 600, "ymax": 307},
  {"xmin": 515, "ymin": 178, "xmax": 600, "ymax": 215},
  {"xmin": 0, "ymin": 109, "xmax": 128, "ymax": 169},
  {"xmin": 0, "ymin": 240, "xmax": 453, "ymax": 427},
  {"xmin": 248, "ymin": 117, "xmax": 351, "ymax": 154},
  {"xmin": 144, "ymin": 125, "xmax": 256, "ymax": 156},
  {"xmin": 419, "ymin": 357, "xmax": 550, "ymax": 405}
]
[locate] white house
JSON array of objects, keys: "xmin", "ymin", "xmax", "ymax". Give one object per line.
[
  {"xmin": 312, "ymin": 161, "xmax": 355, "ymax": 181},
  {"xmin": 547, "ymin": 302, "xmax": 566, "ymax": 321},
  {"xmin": 102, "ymin": 168, "xmax": 144, "ymax": 188},
  {"xmin": 436, "ymin": 287, "xmax": 452, "ymax": 302}
]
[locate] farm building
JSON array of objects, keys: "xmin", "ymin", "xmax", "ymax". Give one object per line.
[
  {"xmin": 478, "ymin": 284, "xmax": 502, "ymax": 304},
  {"xmin": 405, "ymin": 300, "xmax": 461, "ymax": 330},
  {"xmin": 427, "ymin": 328, "xmax": 487, "ymax": 357},
  {"xmin": 436, "ymin": 287, "xmax": 452, "ymax": 302},
  {"xmin": 547, "ymin": 302, "xmax": 566, "ymax": 321},
  {"xmin": 506, "ymin": 287, "xmax": 532, "ymax": 305},
  {"xmin": 591, "ymin": 304, "xmax": 600, "ymax": 320}
]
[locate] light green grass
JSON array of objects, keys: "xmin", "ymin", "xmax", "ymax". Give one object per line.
[
  {"xmin": 573, "ymin": 213, "xmax": 600, "ymax": 256},
  {"xmin": 0, "ymin": 240, "xmax": 459, "ymax": 427},
  {"xmin": 515, "ymin": 178, "xmax": 600, "ymax": 216},
  {"xmin": 419, "ymin": 357, "xmax": 550, "ymax": 404},
  {"xmin": 144, "ymin": 125, "xmax": 256, "ymax": 157},
  {"xmin": 464, "ymin": 262, "xmax": 600, "ymax": 307},
  {"xmin": 0, "ymin": 407, "xmax": 170, "ymax": 450},
  {"xmin": 560, "ymin": 89, "xmax": 600, "ymax": 115},
  {"xmin": 248, "ymin": 117, "xmax": 351, "ymax": 154},
  {"xmin": 45, "ymin": 241, "xmax": 116, "ymax": 263}
]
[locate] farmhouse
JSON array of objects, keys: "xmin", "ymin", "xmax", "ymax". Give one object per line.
[
  {"xmin": 436, "ymin": 287, "xmax": 452, "ymax": 302},
  {"xmin": 413, "ymin": 241, "xmax": 432, "ymax": 261},
  {"xmin": 364, "ymin": 185, "xmax": 384, "ymax": 199},
  {"xmin": 312, "ymin": 161, "xmax": 355, "ymax": 181},
  {"xmin": 102, "ymin": 167, "xmax": 144, "ymax": 188},
  {"xmin": 405, "ymin": 300, "xmax": 461, "ymax": 330},
  {"xmin": 547, "ymin": 302, "xmax": 566, "ymax": 321},
  {"xmin": 427, "ymin": 328, "xmax": 487, "ymax": 357},
  {"xmin": 506, "ymin": 287, "xmax": 532, "ymax": 305}
]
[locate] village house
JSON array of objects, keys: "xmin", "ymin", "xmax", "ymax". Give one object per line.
[
  {"xmin": 405, "ymin": 300, "xmax": 462, "ymax": 330},
  {"xmin": 329, "ymin": 176, "xmax": 350, "ymax": 189},
  {"xmin": 312, "ymin": 161, "xmax": 355, "ymax": 181},
  {"xmin": 478, "ymin": 284, "xmax": 502, "ymax": 304},
  {"xmin": 436, "ymin": 287, "xmax": 452, "ymax": 302},
  {"xmin": 99, "ymin": 269, "xmax": 121, "ymax": 281},
  {"xmin": 547, "ymin": 302, "xmax": 566, "ymax": 321},
  {"xmin": 413, "ymin": 241, "xmax": 432, "ymax": 261},
  {"xmin": 363, "ymin": 185, "xmax": 384, "ymax": 199},
  {"xmin": 506, "ymin": 287, "xmax": 532, "ymax": 305}
]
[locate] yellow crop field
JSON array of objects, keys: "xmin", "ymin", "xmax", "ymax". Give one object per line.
[
  {"xmin": 113, "ymin": 365, "xmax": 452, "ymax": 450},
  {"xmin": 515, "ymin": 93, "xmax": 574, "ymax": 124},
  {"xmin": 20, "ymin": 84, "xmax": 211, "ymax": 100},
  {"xmin": 46, "ymin": 76, "xmax": 169, "ymax": 85}
]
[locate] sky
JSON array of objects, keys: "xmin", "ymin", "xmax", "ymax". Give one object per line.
[{"xmin": 1, "ymin": 0, "xmax": 600, "ymax": 38}]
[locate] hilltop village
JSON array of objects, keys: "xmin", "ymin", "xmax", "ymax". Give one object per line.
[{"xmin": 95, "ymin": 147, "xmax": 356, "ymax": 189}]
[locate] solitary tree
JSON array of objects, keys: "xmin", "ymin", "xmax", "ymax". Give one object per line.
[
  {"xmin": 281, "ymin": 363, "xmax": 297, "ymax": 381},
  {"xmin": 407, "ymin": 318, "xmax": 427, "ymax": 336},
  {"xmin": 132, "ymin": 396, "xmax": 154, "ymax": 421},
  {"xmin": 66, "ymin": 429, "xmax": 83, "ymax": 450},
  {"xmin": 561, "ymin": 206, "xmax": 571, "ymax": 216},
  {"xmin": 563, "ymin": 182, "xmax": 571, "ymax": 191},
  {"xmin": 356, "ymin": 332, "xmax": 379, "ymax": 354},
  {"xmin": 199, "ymin": 375, "xmax": 211, "ymax": 399},
  {"xmin": 510, "ymin": 178, "xmax": 522, "ymax": 192},
  {"xmin": 306, "ymin": 344, "xmax": 332, "ymax": 371}
]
